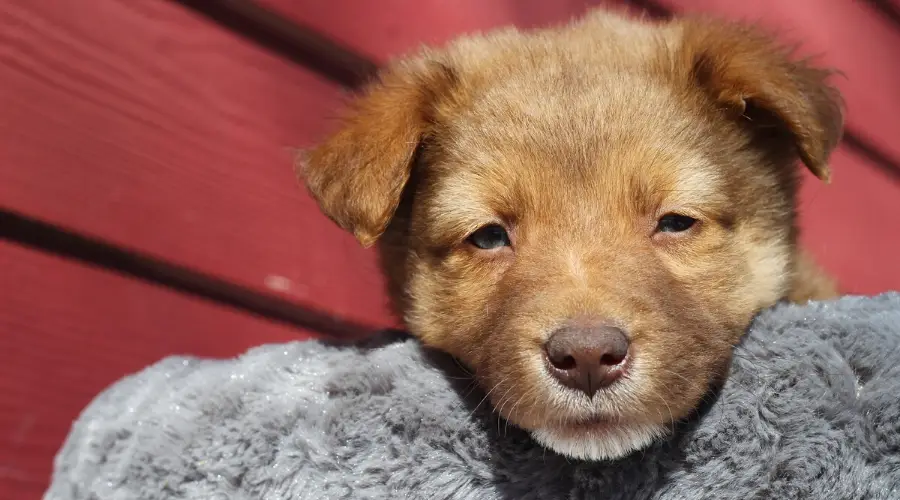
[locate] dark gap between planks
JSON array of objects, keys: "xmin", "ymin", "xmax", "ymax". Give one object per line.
[
  {"xmin": 0, "ymin": 208, "xmax": 384, "ymax": 340},
  {"xmin": 172, "ymin": 0, "xmax": 377, "ymax": 87},
  {"xmin": 863, "ymin": 0, "xmax": 900, "ymax": 32}
]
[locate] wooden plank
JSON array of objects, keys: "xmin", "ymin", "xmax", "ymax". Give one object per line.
[
  {"xmin": 0, "ymin": 0, "xmax": 395, "ymax": 330},
  {"xmin": 257, "ymin": 0, "xmax": 626, "ymax": 59},
  {"xmin": 172, "ymin": 0, "xmax": 378, "ymax": 87},
  {"xmin": 0, "ymin": 209, "xmax": 386, "ymax": 339},
  {"xmin": 0, "ymin": 242, "xmax": 313, "ymax": 498},
  {"xmin": 797, "ymin": 146, "xmax": 900, "ymax": 295}
]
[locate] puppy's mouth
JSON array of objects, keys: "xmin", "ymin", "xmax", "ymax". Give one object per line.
[
  {"xmin": 541, "ymin": 412, "xmax": 625, "ymax": 440},
  {"xmin": 567, "ymin": 415, "xmax": 616, "ymax": 432},
  {"xmin": 532, "ymin": 413, "xmax": 667, "ymax": 461},
  {"xmin": 526, "ymin": 364, "xmax": 669, "ymax": 461}
]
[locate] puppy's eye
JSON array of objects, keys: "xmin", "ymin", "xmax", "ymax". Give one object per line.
[
  {"xmin": 656, "ymin": 213, "xmax": 697, "ymax": 233},
  {"xmin": 468, "ymin": 224, "xmax": 511, "ymax": 250}
]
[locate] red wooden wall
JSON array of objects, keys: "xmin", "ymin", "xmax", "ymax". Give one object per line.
[{"xmin": 1, "ymin": 0, "xmax": 898, "ymax": 497}]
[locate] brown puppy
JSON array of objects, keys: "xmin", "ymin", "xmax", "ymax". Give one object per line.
[{"xmin": 301, "ymin": 10, "xmax": 843, "ymax": 461}]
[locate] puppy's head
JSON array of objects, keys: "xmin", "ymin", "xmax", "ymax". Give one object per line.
[{"xmin": 302, "ymin": 12, "xmax": 842, "ymax": 461}]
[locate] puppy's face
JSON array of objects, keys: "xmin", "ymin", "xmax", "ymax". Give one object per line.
[{"xmin": 303, "ymin": 12, "xmax": 842, "ymax": 461}]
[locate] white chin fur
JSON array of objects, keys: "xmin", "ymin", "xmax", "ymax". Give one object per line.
[{"xmin": 531, "ymin": 422, "xmax": 667, "ymax": 461}]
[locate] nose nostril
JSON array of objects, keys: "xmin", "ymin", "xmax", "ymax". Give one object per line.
[
  {"xmin": 600, "ymin": 352, "xmax": 625, "ymax": 366},
  {"xmin": 550, "ymin": 354, "xmax": 577, "ymax": 371}
]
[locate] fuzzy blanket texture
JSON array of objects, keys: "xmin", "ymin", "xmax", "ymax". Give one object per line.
[{"xmin": 45, "ymin": 293, "xmax": 900, "ymax": 500}]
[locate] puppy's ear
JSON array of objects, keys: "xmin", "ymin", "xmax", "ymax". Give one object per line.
[
  {"xmin": 679, "ymin": 18, "xmax": 844, "ymax": 182},
  {"xmin": 300, "ymin": 60, "xmax": 452, "ymax": 247}
]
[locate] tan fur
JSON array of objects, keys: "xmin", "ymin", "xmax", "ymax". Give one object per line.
[{"xmin": 301, "ymin": 10, "xmax": 844, "ymax": 458}]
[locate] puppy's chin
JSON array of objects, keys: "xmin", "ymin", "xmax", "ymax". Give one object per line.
[
  {"xmin": 531, "ymin": 421, "xmax": 668, "ymax": 461},
  {"xmin": 486, "ymin": 356, "xmax": 681, "ymax": 461}
]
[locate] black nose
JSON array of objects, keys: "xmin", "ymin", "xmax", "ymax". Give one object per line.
[{"xmin": 544, "ymin": 322, "xmax": 630, "ymax": 397}]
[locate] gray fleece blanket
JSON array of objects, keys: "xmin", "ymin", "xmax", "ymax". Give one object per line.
[{"xmin": 46, "ymin": 294, "xmax": 900, "ymax": 500}]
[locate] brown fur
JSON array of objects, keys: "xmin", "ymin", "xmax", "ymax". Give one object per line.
[{"xmin": 301, "ymin": 10, "xmax": 843, "ymax": 454}]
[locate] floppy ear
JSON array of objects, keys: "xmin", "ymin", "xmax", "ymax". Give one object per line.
[
  {"xmin": 300, "ymin": 60, "xmax": 452, "ymax": 247},
  {"xmin": 678, "ymin": 18, "xmax": 844, "ymax": 182}
]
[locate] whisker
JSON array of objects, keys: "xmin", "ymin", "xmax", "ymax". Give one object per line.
[
  {"xmin": 495, "ymin": 382, "xmax": 519, "ymax": 436},
  {"xmin": 504, "ymin": 387, "xmax": 537, "ymax": 437},
  {"xmin": 461, "ymin": 374, "xmax": 508, "ymax": 430},
  {"xmin": 451, "ymin": 356, "xmax": 474, "ymax": 377},
  {"xmin": 646, "ymin": 386, "xmax": 676, "ymax": 436}
]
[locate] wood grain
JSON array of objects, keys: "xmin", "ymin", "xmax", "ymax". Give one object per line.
[
  {"xmin": 259, "ymin": 0, "xmax": 626, "ymax": 58},
  {"xmin": 0, "ymin": 242, "xmax": 314, "ymax": 498},
  {"xmin": 797, "ymin": 146, "xmax": 900, "ymax": 295},
  {"xmin": 0, "ymin": 0, "xmax": 396, "ymax": 330}
]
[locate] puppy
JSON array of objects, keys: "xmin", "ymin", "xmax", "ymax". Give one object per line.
[{"xmin": 300, "ymin": 10, "xmax": 843, "ymax": 461}]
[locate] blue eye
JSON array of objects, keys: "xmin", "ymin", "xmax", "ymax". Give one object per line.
[
  {"xmin": 656, "ymin": 214, "xmax": 697, "ymax": 233},
  {"xmin": 468, "ymin": 224, "xmax": 511, "ymax": 249}
]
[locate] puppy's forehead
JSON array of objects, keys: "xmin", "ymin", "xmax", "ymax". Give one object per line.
[
  {"xmin": 423, "ymin": 20, "xmax": 734, "ymax": 228},
  {"xmin": 428, "ymin": 131, "xmax": 724, "ymax": 232},
  {"xmin": 430, "ymin": 82, "xmax": 723, "ymax": 221}
]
